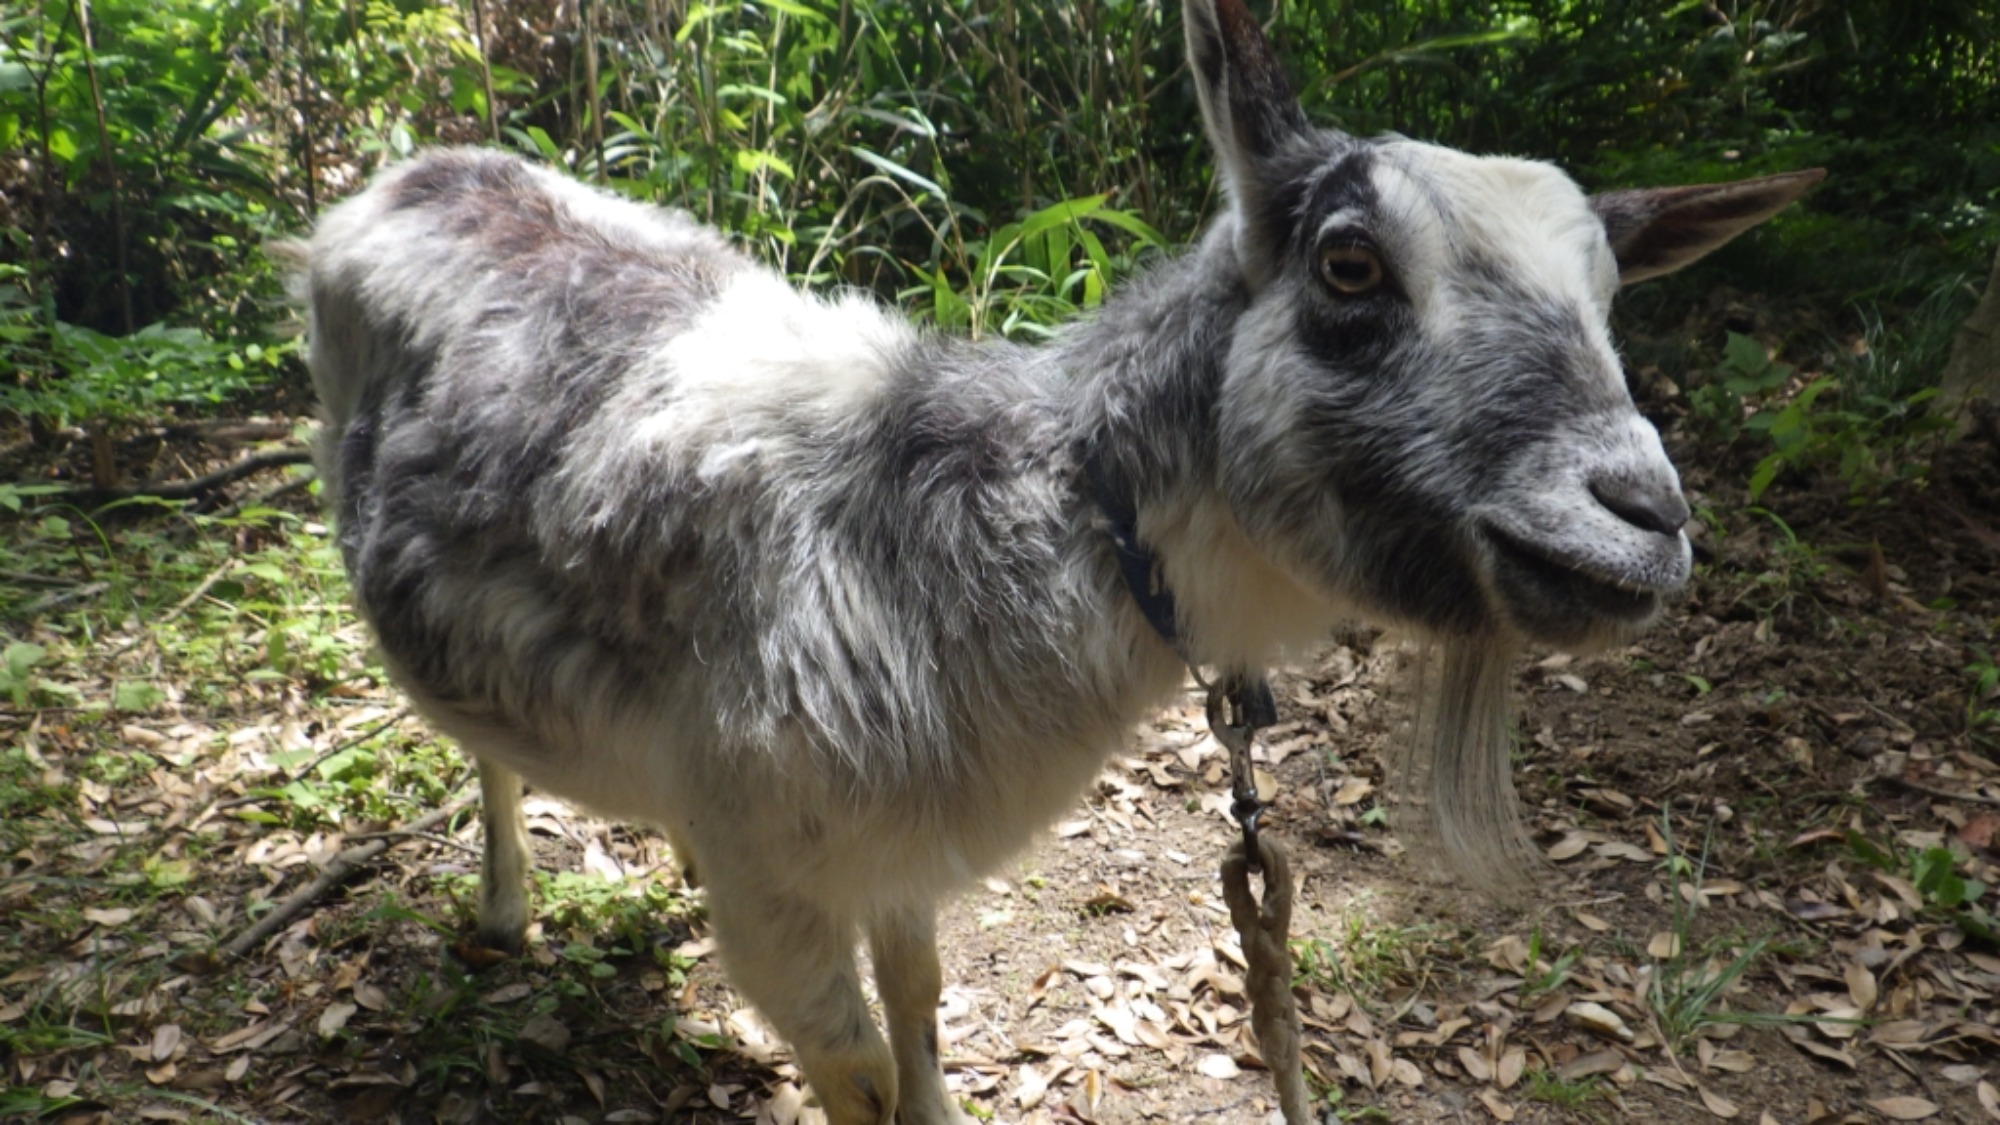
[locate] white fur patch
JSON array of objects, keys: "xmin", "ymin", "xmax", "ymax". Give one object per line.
[
  {"xmin": 630, "ymin": 271, "xmax": 908, "ymax": 455},
  {"xmin": 1372, "ymin": 142, "xmax": 1618, "ymax": 325}
]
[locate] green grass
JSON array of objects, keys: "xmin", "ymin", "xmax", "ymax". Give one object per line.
[
  {"xmin": 1642, "ymin": 815, "xmax": 1810, "ymax": 1052},
  {"xmin": 1522, "ymin": 1067, "xmax": 1601, "ymax": 1110},
  {"xmin": 1519, "ymin": 925, "xmax": 1582, "ymax": 1001},
  {"xmin": 1293, "ymin": 892, "xmax": 1470, "ymax": 1010}
]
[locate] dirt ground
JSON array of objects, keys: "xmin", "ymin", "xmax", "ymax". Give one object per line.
[{"xmin": 3, "ymin": 404, "xmax": 1998, "ymax": 1124}]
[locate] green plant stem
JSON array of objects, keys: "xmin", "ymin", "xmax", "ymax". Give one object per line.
[
  {"xmin": 295, "ymin": 0, "xmax": 319, "ymax": 214},
  {"xmin": 73, "ymin": 0, "xmax": 133, "ymax": 336},
  {"xmin": 466, "ymin": 0, "xmax": 499, "ymax": 142},
  {"xmin": 25, "ymin": 0, "xmax": 73, "ymax": 321},
  {"xmin": 582, "ymin": 0, "xmax": 603, "ymax": 181}
]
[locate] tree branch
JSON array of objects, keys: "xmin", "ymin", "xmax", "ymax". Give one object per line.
[
  {"xmin": 42, "ymin": 446, "xmax": 313, "ymax": 508},
  {"xmin": 222, "ymin": 789, "xmax": 476, "ymax": 960}
]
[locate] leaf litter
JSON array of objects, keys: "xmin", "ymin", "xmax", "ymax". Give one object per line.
[{"xmin": 2, "ymin": 421, "xmax": 1999, "ymax": 1122}]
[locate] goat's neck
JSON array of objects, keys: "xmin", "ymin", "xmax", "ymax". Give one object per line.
[
  {"xmin": 1059, "ymin": 224, "xmax": 1239, "ymax": 501},
  {"xmin": 1056, "ymin": 222, "xmax": 1341, "ymax": 671}
]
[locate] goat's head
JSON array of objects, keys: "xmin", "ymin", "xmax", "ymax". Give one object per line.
[{"xmin": 1187, "ymin": 0, "xmax": 1822, "ymax": 651}]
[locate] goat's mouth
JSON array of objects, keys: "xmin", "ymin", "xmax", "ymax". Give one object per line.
[{"xmin": 1481, "ymin": 524, "xmax": 1664, "ymax": 633}]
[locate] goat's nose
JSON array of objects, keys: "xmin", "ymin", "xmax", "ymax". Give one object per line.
[{"xmin": 1590, "ymin": 475, "xmax": 1690, "ymax": 537}]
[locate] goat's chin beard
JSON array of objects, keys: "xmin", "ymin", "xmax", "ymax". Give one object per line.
[{"xmin": 1389, "ymin": 634, "xmax": 1539, "ymax": 893}]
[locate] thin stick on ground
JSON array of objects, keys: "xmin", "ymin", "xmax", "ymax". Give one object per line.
[
  {"xmin": 158, "ymin": 557, "xmax": 239, "ymax": 626},
  {"xmin": 45, "ymin": 446, "xmax": 313, "ymax": 508},
  {"xmin": 210, "ymin": 471, "xmax": 317, "ymax": 521},
  {"xmin": 1878, "ymin": 773, "xmax": 2000, "ymax": 809},
  {"xmin": 222, "ymin": 787, "xmax": 475, "ymax": 960},
  {"xmin": 18, "ymin": 580, "xmax": 110, "ymax": 618}
]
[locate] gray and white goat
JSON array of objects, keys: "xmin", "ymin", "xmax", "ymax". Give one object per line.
[{"xmin": 298, "ymin": 1, "xmax": 1820, "ymax": 1119}]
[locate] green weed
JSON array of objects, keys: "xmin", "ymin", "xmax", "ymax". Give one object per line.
[
  {"xmin": 1966, "ymin": 646, "xmax": 2000, "ymax": 743},
  {"xmin": 1845, "ymin": 831, "xmax": 1999, "ymax": 944},
  {"xmin": 1522, "ymin": 1067, "xmax": 1600, "ymax": 1110},
  {"xmin": 1738, "ymin": 508, "xmax": 1829, "ymax": 620},
  {"xmin": 1693, "ymin": 329, "xmax": 1952, "ymax": 503},
  {"xmin": 1644, "ymin": 816, "xmax": 1799, "ymax": 1051},
  {"xmin": 1519, "ymin": 926, "xmax": 1581, "ymax": 1001},
  {"xmin": 1294, "ymin": 893, "xmax": 1466, "ymax": 1009}
]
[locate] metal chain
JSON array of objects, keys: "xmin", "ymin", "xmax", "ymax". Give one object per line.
[{"xmin": 1206, "ymin": 672, "xmax": 1276, "ymax": 872}]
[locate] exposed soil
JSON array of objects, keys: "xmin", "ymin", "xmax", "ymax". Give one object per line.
[{"xmin": 2, "ymin": 406, "xmax": 1998, "ymax": 1125}]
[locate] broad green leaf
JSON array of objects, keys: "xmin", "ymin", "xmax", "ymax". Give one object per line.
[
  {"xmin": 1747, "ymin": 453, "xmax": 1781, "ymax": 500},
  {"xmin": 752, "ymin": 0, "xmax": 828, "ymax": 20},
  {"xmin": 113, "ymin": 680, "xmax": 164, "ymax": 712},
  {"xmin": 1723, "ymin": 331, "xmax": 1768, "ymax": 375},
  {"xmin": 1014, "ymin": 195, "xmax": 1106, "ymax": 245},
  {"xmin": 848, "ymin": 145, "xmax": 944, "ymax": 198},
  {"xmin": 5, "ymin": 642, "xmax": 46, "ymax": 678},
  {"xmin": 733, "ymin": 148, "xmax": 794, "ymax": 180}
]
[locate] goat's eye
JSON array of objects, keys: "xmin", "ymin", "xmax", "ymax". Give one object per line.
[{"xmin": 1318, "ymin": 244, "xmax": 1383, "ymax": 297}]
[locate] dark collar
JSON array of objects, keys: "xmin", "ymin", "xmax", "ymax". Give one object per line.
[
  {"xmin": 1083, "ymin": 443, "xmax": 1190, "ymax": 662},
  {"xmin": 1082, "ymin": 439, "xmax": 1279, "ymax": 730}
]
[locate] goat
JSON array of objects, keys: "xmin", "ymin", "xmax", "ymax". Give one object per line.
[{"xmin": 296, "ymin": 1, "xmax": 1821, "ymax": 1120}]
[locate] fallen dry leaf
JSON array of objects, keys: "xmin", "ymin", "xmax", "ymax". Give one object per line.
[
  {"xmin": 1564, "ymin": 1001, "xmax": 1634, "ymax": 1043},
  {"xmin": 1014, "ymin": 1064, "xmax": 1052, "ymax": 1110},
  {"xmin": 1846, "ymin": 961, "xmax": 1879, "ymax": 1011},
  {"xmin": 1332, "ymin": 777, "xmax": 1373, "ymax": 806},
  {"xmin": 150, "ymin": 1023, "xmax": 181, "ymax": 1063},
  {"xmin": 1547, "ymin": 834, "xmax": 1590, "ymax": 861},
  {"xmin": 1783, "ymin": 1026, "xmax": 1858, "ymax": 1069},
  {"xmin": 1700, "ymin": 1086, "xmax": 1740, "ymax": 1118},
  {"xmin": 518, "ymin": 1013, "xmax": 571, "ymax": 1055},
  {"xmin": 316, "ymin": 1002, "xmax": 356, "ymax": 1038},
  {"xmin": 1558, "ymin": 1050, "xmax": 1624, "ymax": 1081},
  {"xmin": 1705, "ymin": 1049, "xmax": 1755, "ymax": 1074},
  {"xmin": 352, "ymin": 981, "xmax": 390, "ymax": 1011},
  {"xmin": 1867, "ymin": 1095, "xmax": 1940, "ymax": 1120},
  {"xmin": 1961, "ymin": 813, "xmax": 2000, "ymax": 851},
  {"xmin": 483, "ymin": 982, "xmax": 532, "ymax": 1005},
  {"xmin": 1196, "ymin": 1054, "xmax": 1240, "ymax": 1079},
  {"xmin": 1495, "ymin": 1046, "xmax": 1525, "ymax": 1090}
]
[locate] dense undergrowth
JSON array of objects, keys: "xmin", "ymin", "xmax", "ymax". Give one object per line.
[{"xmin": 3, "ymin": 0, "xmax": 1996, "ymax": 495}]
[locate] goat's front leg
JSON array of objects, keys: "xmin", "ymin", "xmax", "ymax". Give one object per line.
[
  {"xmin": 710, "ymin": 888, "xmax": 897, "ymax": 1124},
  {"xmin": 475, "ymin": 759, "xmax": 532, "ymax": 953},
  {"xmin": 868, "ymin": 907, "xmax": 968, "ymax": 1125}
]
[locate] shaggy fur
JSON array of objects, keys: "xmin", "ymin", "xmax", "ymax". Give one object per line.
[{"xmin": 297, "ymin": 2, "xmax": 1821, "ymax": 1120}]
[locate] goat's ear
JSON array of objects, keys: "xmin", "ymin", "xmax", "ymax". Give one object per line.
[
  {"xmin": 1185, "ymin": 0, "xmax": 1310, "ymax": 203},
  {"xmin": 1591, "ymin": 169, "xmax": 1827, "ymax": 285}
]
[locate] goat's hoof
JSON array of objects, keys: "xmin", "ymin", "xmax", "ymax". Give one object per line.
[
  {"xmin": 807, "ymin": 1066, "xmax": 895, "ymax": 1125},
  {"xmin": 455, "ymin": 929, "xmax": 523, "ymax": 967}
]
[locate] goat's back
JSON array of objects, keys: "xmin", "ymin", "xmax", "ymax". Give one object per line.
[{"xmin": 301, "ymin": 150, "xmax": 1168, "ymax": 905}]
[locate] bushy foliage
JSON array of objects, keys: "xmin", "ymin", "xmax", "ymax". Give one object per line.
[{"xmin": 1, "ymin": 0, "xmax": 1994, "ymax": 477}]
